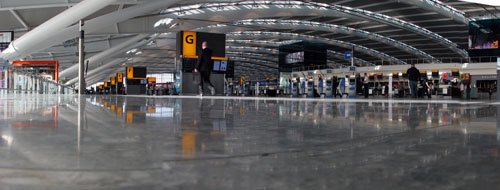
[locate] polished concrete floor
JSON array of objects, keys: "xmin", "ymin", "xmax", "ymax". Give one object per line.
[{"xmin": 0, "ymin": 93, "xmax": 500, "ymax": 189}]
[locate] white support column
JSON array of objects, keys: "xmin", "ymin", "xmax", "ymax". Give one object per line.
[
  {"xmin": 1, "ymin": 0, "xmax": 116, "ymax": 60},
  {"xmin": 78, "ymin": 20, "xmax": 85, "ymax": 94}
]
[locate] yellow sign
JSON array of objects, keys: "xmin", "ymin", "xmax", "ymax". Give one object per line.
[
  {"xmin": 104, "ymin": 82, "xmax": 109, "ymax": 88},
  {"xmin": 117, "ymin": 73, "xmax": 123, "ymax": 83},
  {"xmin": 147, "ymin": 77, "xmax": 156, "ymax": 83},
  {"xmin": 111, "ymin": 77, "xmax": 116, "ymax": 85},
  {"xmin": 183, "ymin": 31, "xmax": 197, "ymax": 57},
  {"xmin": 127, "ymin": 67, "xmax": 133, "ymax": 79}
]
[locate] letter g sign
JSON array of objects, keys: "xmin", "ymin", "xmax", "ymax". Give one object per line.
[{"xmin": 185, "ymin": 35, "xmax": 194, "ymax": 44}]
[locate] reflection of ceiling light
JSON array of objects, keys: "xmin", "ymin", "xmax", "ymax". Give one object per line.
[
  {"xmin": 458, "ymin": 0, "xmax": 500, "ymax": 6},
  {"xmin": 471, "ymin": 22, "xmax": 481, "ymax": 28},
  {"xmin": 462, "ymin": 63, "xmax": 469, "ymax": 68},
  {"xmin": 480, "ymin": 28, "xmax": 492, "ymax": 34}
]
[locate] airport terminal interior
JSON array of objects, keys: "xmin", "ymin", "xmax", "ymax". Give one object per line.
[{"xmin": 1, "ymin": 0, "xmax": 500, "ymax": 189}]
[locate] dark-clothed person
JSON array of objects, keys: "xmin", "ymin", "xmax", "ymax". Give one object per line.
[
  {"xmin": 363, "ymin": 73, "xmax": 369, "ymax": 98},
  {"xmin": 194, "ymin": 41, "xmax": 215, "ymax": 96},
  {"xmin": 332, "ymin": 76, "xmax": 338, "ymax": 98},
  {"xmin": 407, "ymin": 64, "xmax": 420, "ymax": 98}
]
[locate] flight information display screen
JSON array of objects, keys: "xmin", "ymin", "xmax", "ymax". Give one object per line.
[
  {"xmin": 286, "ymin": 51, "xmax": 304, "ymax": 64},
  {"xmin": 220, "ymin": 60, "xmax": 227, "ymax": 71},
  {"xmin": 213, "ymin": 60, "xmax": 221, "ymax": 71}
]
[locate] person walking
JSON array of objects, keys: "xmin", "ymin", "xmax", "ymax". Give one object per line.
[
  {"xmin": 407, "ymin": 64, "xmax": 420, "ymax": 98},
  {"xmin": 194, "ymin": 41, "xmax": 215, "ymax": 96}
]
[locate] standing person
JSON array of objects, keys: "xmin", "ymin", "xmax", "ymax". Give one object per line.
[
  {"xmin": 460, "ymin": 82, "xmax": 465, "ymax": 98},
  {"xmin": 339, "ymin": 77, "xmax": 346, "ymax": 97},
  {"xmin": 407, "ymin": 64, "xmax": 420, "ymax": 98},
  {"xmin": 489, "ymin": 84, "xmax": 493, "ymax": 100},
  {"xmin": 318, "ymin": 76, "xmax": 323, "ymax": 97},
  {"xmin": 384, "ymin": 83, "xmax": 389, "ymax": 97},
  {"xmin": 363, "ymin": 73, "xmax": 369, "ymax": 98},
  {"xmin": 332, "ymin": 76, "xmax": 338, "ymax": 98},
  {"xmin": 427, "ymin": 81, "xmax": 433, "ymax": 98},
  {"xmin": 422, "ymin": 79, "xmax": 430, "ymax": 98},
  {"xmin": 194, "ymin": 41, "xmax": 215, "ymax": 96}
]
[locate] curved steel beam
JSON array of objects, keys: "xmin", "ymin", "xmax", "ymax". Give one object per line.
[
  {"xmin": 227, "ymin": 31, "xmax": 407, "ymax": 64},
  {"xmin": 1, "ymin": 0, "xmax": 184, "ymax": 61},
  {"xmin": 160, "ymin": 0, "xmax": 467, "ymax": 57},
  {"xmin": 327, "ymin": 50, "xmax": 374, "ymax": 67},
  {"xmin": 392, "ymin": 0, "xmax": 468, "ymax": 25},
  {"xmin": 227, "ymin": 52, "xmax": 277, "ymax": 62},
  {"xmin": 215, "ymin": 19, "xmax": 441, "ymax": 63},
  {"xmin": 226, "ymin": 46, "xmax": 278, "ymax": 55},
  {"xmin": 229, "ymin": 41, "xmax": 377, "ymax": 67},
  {"xmin": 229, "ymin": 57, "xmax": 278, "ymax": 69}
]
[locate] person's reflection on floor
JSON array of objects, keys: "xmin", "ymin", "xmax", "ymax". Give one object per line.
[
  {"xmin": 197, "ymin": 99, "xmax": 226, "ymax": 155},
  {"xmin": 407, "ymin": 103, "xmax": 419, "ymax": 130}
]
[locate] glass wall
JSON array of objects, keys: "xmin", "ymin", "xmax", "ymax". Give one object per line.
[
  {"xmin": 0, "ymin": 69, "xmax": 72, "ymax": 95},
  {"xmin": 146, "ymin": 73, "xmax": 175, "ymax": 83}
]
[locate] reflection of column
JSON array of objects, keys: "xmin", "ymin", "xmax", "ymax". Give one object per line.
[
  {"xmin": 496, "ymin": 58, "xmax": 500, "ymax": 99},
  {"xmin": 497, "ymin": 105, "xmax": 500, "ymax": 146},
  {"xmin": 77, "ymin": 95, "xmax": 86, "ymax": 153},
  {"xmin": 388, "ymin": 102, "xmax": 392, "ymax": 121}
]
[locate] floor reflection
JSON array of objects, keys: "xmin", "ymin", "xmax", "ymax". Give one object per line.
[{"xmin": 0, "ymin": 94, "xmax": 499, "ymax": 189}]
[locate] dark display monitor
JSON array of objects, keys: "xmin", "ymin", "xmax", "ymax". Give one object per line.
[
  {"xmin": 134, "ymin": 67, "xmax": 147, "ymax": 78},
  {"xmin": 182, "ymin": 58, "xmax": 197, "ymax": 72}
]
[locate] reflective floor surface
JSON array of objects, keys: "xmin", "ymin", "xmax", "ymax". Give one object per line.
[{"xmin": 0, "ymin": 94, "xmax": 500, "ymax": 189}]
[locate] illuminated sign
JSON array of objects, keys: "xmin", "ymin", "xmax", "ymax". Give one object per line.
[
  {"xmin": 183, "ymin": 31, "xmax": 197, "ymax": 57},
  {"xmin": 127, "ymin": 67, "xmax": 133, "ymax": 79},
  {"xmin": 110, "ymin": 77, "xmax": 116, "ymax": 85},
  {"xmin": 117, "ymin": 73, "xmax": 123, "ymax": 83}
]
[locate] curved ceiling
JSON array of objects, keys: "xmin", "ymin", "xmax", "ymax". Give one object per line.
[{"xmin": 0, "ymin": 0, "xmax": 497, "ymax": 84}]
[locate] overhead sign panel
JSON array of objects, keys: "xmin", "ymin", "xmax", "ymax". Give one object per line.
[
  {"xmin": 117, "ymin": 73, "xmax": 123, "ymax": 83},
  {"xmin": 127, "ymin": 67, "xmax": 133, "ymax": 79},
  {"xmin": 183, "ymin": 31, "xmax": 197, "ymax": 57},
  {"xmin": 345, "ymin": 52, "xmax": 352, "ymax": 60}
]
